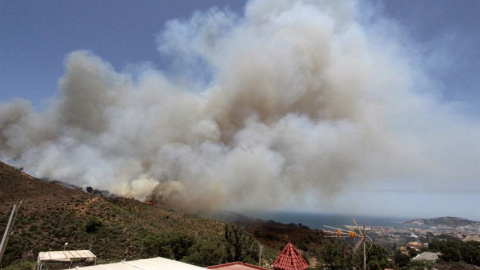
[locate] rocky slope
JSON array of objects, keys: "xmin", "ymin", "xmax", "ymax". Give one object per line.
[
  {"xmin": 0, "ymin": 161, "xmax": 323, "ymax": 269},
  {"xmin": 0, "ymin": 161, "xmax": 230, "ymax": 267}
]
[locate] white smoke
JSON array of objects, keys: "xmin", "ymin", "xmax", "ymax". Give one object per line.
[{"xmin": 1, "ymin": 0, "xmax": 479, "ymax": 212}]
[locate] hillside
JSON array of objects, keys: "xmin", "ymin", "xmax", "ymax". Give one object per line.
[
  {"xmin": 0, "ymin": 161, "xmax": 265, "ymax": 268},
  {"xmin": 210, "ymin": 211, "xmax": 327, "ymax": 252},
  {"xmin": 404, "ymin": 217, "xmax": 480, "ymax": 227},
  {"xmin": 0, "ymin": 161, "xmax": 333, "ymax": 269}
]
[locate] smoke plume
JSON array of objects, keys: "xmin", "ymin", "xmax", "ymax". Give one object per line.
[{"xmin": 1, "ymin": 0, "xmax": 479, "ymax": 212}]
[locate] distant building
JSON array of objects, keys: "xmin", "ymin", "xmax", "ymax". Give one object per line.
[
  {"xmin": 412, "ymin": 252, "xmax": 440, "ymax": 262},
  {"xmin": 60, "ymin": 256, "xmax": 206, "ymax": 270},
  {"xmin": 406, "ymin": 241, "xmax": 423, "ymax": 251},
  {"xmin": 399, "ymin": 246, "xmax": 408, "ymax": 255}
]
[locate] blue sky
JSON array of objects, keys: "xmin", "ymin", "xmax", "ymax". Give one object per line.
[
  {"xmin": 1, "ymin": 0, "xmax": 479, "ymax": 110},
  {"xmin": 1, "ymin": 0, "xmax": 479, "ymax": 220},
  {"xmin": 379, "ymin": 0, "xmax": 480, "ymax": 113},
  {"xmin": 1, "ymin": 0, "xmax": 246, "ymax": 105}
]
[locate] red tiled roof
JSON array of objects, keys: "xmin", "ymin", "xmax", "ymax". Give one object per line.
[
  {"xmin": 207, "ymin": 261, "xmax": 269, "ymax": 270},
  {"xmin": 273, "ymin": 243, "xmax": 309, "ymax": 270}
]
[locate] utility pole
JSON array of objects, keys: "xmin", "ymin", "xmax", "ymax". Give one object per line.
[
  {"xmin": 363, "ymin": 230, "xmax": 366, "ymax": 270},
  {"xmin": 0, "ymin": 203, "xmax": 20, "ymax": 264},
  {"xmin": 258, "ymin": 244, "xmax": 262, "ymax": 266}
]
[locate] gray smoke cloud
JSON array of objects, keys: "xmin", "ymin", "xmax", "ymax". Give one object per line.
[{"xmin": 1, "ymin": 0, "xmax": 479, "ymax": 212}]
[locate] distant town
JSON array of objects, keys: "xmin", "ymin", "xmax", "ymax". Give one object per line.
[{"xmin": 369, "ymin": 217, "xmax": 480, "ymax": 246}]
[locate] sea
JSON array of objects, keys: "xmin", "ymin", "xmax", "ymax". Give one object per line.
[{"xmin": 243, "ymin": 211, "xmax": 410, "ymax": 229}]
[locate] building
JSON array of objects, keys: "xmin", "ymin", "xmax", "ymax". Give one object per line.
[
  {"xmin": 54, "ymin": 242, "xmax": 308, "ymax": 270},
  {"xmin": 412, "ymin": 252, "xmax": 440, "ymax": 262},
  {"xmin": 406, "ymin": 241, "xmax": 423, "ymax": 251},
  {"xmin": 208, "ymin": 261, "xmax": 269, "ymax": 270},
  {"xmin": 36, "ymin": 250, "xmax": 96, "ymax": 270},
  {"xmin": 61, "ymin": 257, "xmax": 206, "ymax": 270},
  {"xmin": 272, "ymin": 243, "xmax": 309, "ymax": 270}
]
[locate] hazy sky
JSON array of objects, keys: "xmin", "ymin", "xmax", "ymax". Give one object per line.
[{"xmin": 1, "ymin": 0, "xmax": 479, "ymax": 220}]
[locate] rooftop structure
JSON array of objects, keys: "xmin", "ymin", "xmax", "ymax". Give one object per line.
[
  {"xmin": 61, "ymin": 256, "xmax": 206, "ymax": 270},
  {"xmin": 208, "ymin": 261, "xmax": 269, "ymax": 270},
  {"xmin": 406, "ymin": 241, "xmax": 423, "ymax": 251},
  {"xmin": 272, "ymin": 243, "xmax": 309, "ymax": 270},
  {"xmin": 36, "ymin": 250, "xmax": 96, "ymax": 270},
  {"xmin": 412, "ymin": 252, "xmax": 440, "ymax": 262}
]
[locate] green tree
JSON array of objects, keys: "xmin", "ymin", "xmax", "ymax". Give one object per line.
[
  {"xmin": 141, "ymin": 234, "xmax": 173, "ymax": 259},
  {"xmin": 353, "ymin": 243, "xmax": 391, "ymax": 270},
  {"xmin": 85, "ymin": 217, "xmax": 103, "ymax": 233},
  {"xmin": 186, "ymin": 239, "xmax": 227, "ymax": 266},
  {"xmin": 2, "ymin": 261, "xmax": 36, "ymax": 270},
  {"xmin": 462, "ymin": 241, "xmax": 480, "ymax": 266},
  {"xmin": 433, "ymin": 239, "xmax": 480, "ymax": 266},
  {"xmin": 314, "ymin": 240, "xmax": 352, "ymax": 270},
  {"xmin": 169, "ymin": 232, "xmax": 195, "ymax": 260},
  {"xmin": 394, "ymin": 251, "xmax": 410, "ymax": 267},
  {"xmin": 408, "ymin": 248, "xmax": 418, "ymax": 258},
  {"xmin": 141, "ymin": 232, "xmax": 196, "ymax": 261},
  {"xmin": 224, "ymin": 224, "xmax": 259, "ymax": 263}
]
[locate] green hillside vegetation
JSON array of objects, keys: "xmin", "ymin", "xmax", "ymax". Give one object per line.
[
  {"xmin": 0, "ymin": 162, "xmax": 265, "ymax": 269},
  {"xmin": 429, "ymin": 238, "xmax": 480, "ymax": 266}
]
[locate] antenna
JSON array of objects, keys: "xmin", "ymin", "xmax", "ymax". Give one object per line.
[{"xmin": 324, "ymin": 218, "xmax": 373, "ymax": 270}]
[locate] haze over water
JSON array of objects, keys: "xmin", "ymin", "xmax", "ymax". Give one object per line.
[{"xmin": 246, "ymin": 211, "xmax": 409, "ymax": 229}]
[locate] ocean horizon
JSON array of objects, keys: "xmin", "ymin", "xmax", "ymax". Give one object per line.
[{"xmin": 244, "ymin": 211, "xmax": 411, "ymax": 229}]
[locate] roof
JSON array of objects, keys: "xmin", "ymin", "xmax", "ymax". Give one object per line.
[
  {"xmin": 64, "ymin": 257, "xmax": 206, "ymax": 270},
  {"xmin": 38, "ymin": 250, "xmax": 96, "ymax": 262},
  {"xmin": 412, "ymin": 252, "xmax": 440, "ymax": 262},
  {"xmin": 208, "ymin": 262, "xmax": 269, "ymax": 270},
  {"xmin": 273, "ymin": 244, "xmax": 309, "ymax": 270}
]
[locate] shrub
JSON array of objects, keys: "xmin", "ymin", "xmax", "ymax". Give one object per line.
[{"xmin": 85, "ymin": 217, "xmax": 103, "ymax": 233}]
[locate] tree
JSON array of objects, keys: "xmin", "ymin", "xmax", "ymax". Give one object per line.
[
  {"xmin": 394, "ymin": 251, "xmax": 410, "ymax": 267},
  {"xmin": 314, "ymin": 240, "xmax": 352, "ymax": 270},
  {"xmin": 85, "ymin": 217, "xmax": 102, "ymax": 233},
  {"xmin": 433, "ymin": 240, "xmax": 480, "ymax": 266},
  {"xmin": 141, "ymin": 232, "xmax": 195, "ymax": 261},
  {"xmin": 408, "ymin": 248, "xmax": 418, "ymax": 258},
  {"xmin": 141, "ymin": 234, "xmax": 173, "ymax": 259},
  {"xmin": 224, "ymin": 224, "xmax": 259, "ymax": 263},
  {"xmin": 169, "ymin": 233, "xmax": 195, "ymax": 260},
  {"xmin": 353, "ymin": 243, "xmax": 392, "ymax": 270},
  {"xmin": 185, "ymin": 239, "xmax": 227, "ymax": 266}
]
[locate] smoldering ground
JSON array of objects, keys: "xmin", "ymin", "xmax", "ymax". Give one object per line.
[{"xmin": 1, "ymin": 0, "xmax": 479, "ymax": 212}]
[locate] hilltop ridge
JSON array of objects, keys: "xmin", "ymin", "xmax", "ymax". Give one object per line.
[
  {"xmin": 0, "ymin": 161, "xmax": 239, "ymax": 267},
  {"xmin": 0, "ymin": 161, "xmax": 324, "ymax": 269},
  {"xmin": 404, "ymin": 217, "xmax": 480, "ymax": 227}
]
